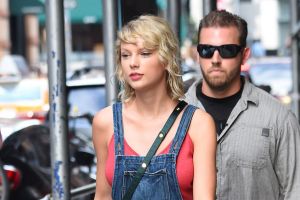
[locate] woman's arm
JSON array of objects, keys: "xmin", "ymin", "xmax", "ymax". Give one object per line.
[
  {"xmin": 92, "ymin": 106, "xmax": 113, "ymax": 200},
  {"xmin": 189, "ymin": 109, "xmax": 217, "ymax": 200}
]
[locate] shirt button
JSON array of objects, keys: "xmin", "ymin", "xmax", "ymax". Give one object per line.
[{"xmin": 141, "ymin": 163, "xmax": 147, "ymax": 168}]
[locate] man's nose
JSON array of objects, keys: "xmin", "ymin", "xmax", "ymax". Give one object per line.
[{"xmin": 211, "ymin": 49, "xmax": 221, "ymax": 65}]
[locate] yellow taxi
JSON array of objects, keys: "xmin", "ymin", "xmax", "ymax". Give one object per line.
[{"xmin": 0, "ymin": 77, "xmax": 49, "ymax": 121}]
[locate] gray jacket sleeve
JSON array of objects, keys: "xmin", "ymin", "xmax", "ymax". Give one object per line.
[{"xmin": 276, "ymin": 111, "xmax": 300, "ymax": 200}]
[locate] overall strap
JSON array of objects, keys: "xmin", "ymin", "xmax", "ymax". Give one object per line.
[
  {"xmin": 122, "ymin": 100, "xmax": 187, "ymax": 200},
  {"xmin": 112, "ymin": 102, "xmax": 124, "ymax": 155},
  {"xmin": 169, "ymin": 105, "xmax": 197, "ymax": 155}
]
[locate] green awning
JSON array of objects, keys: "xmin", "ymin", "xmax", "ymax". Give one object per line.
[
  {"xmin": 69, "ymin": 0, "xmax": 102, "ymax": 24},
  {"xmin": 11, "ymin": 0, "xmax": 102, "ymax": 24},
  {"xmin": 10, "ymin": 0, "xmax": 44, "ymax": 15}
]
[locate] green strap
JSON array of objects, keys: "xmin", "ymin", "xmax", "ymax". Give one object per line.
[{"xmin": 122, "ymin": 100, "xmax": 187, "ymax": 200}]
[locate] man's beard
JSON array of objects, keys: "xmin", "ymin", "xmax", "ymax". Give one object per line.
[{"xmin": 200, "ymin": 66, "xmax": 241, "ymax": 91}]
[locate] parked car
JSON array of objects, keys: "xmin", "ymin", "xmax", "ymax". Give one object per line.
[
  {"xmin": 247, "ymin": 57, "xmax": 292, "ymax": 106},
  {"xmin": 0, "ymin": 66, "xmax": 106, "ymax": 200},
  {"xmin": 0, "ymin": 123, "xmax": 96, "ymax": 200},
  {"xmin": 0, "ymin": 77, "xmax": 49, "ymax": 123},
  {"xmin": 67, "ymin": 66, "xmax": 106, "ymax": 142},
  {"xmin": 0, "ymin": 118, "xmax": 41, "ymax": 147}
]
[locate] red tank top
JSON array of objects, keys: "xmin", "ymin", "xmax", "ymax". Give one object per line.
[{"xmin": 105, "ymin": 134, "xmax": 194, "ymax": 200}]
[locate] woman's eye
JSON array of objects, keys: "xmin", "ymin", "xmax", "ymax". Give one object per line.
[
  {"xmin": 121, "ymin": 54, "xmax": 130, "ymax": 58},
  {"xmin": 141, "ymin": 52, "xmax": 151, "ymax": 56}
]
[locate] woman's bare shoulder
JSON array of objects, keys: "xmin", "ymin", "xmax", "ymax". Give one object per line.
[
  {"xmin": 188, "ymin": 108, "xmax": 216, "ymax": 141},
  {"xmin": 191, "ymin": 108, "xmax": 214, "ymax": 125},
  {"xmin": 92, "ymin": 106, "xmax": 114, "ymax": 142},
  {"xmin": 93, "ymin": 106, "xmax": 113, "ymax": 126}
]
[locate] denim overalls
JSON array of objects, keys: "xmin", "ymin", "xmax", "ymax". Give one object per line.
[{"xmin": 111, "ymin": 102, "xmax": 197, "ymax": 200}]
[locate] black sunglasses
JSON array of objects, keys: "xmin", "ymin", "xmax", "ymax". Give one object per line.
[{"xmin": 197, "ymin": 44, "xmax": 243, "ymax": 58}]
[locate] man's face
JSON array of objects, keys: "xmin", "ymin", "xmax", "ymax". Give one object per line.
[{"xmin": 198, "ymin": 26, "xmax": 249, "ymax": 93}]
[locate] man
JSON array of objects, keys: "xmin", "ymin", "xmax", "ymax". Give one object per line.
[{"xmin": 185, "ymin": 10, "xmax": 300, "ymax": 200}]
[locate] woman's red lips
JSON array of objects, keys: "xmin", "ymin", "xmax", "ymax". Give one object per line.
[{"xmin": 129, "ymin": 73, "xmax": 143, "ymax": 81}]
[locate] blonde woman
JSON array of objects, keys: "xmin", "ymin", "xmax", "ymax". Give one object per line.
[{"xmin": 92, "ymin": 15, "xmax": 216, "ymax": 200}]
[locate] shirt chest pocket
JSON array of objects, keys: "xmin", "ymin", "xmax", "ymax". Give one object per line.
[{"xmin": 223, "ymin": 125, "xmax": 271, "ymax": 169}]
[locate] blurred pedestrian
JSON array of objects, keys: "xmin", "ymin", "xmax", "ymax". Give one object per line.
[
  {"xmin": 92, "ymin": 15, "xmax": 216, "ymax": 200},
  {"xmin": 185, "ymin": 10, "xmax": 300, "ymax": 200},
  {"xmin": 251, "ymin": 39, "xmax": 266, "ymax": 58}
]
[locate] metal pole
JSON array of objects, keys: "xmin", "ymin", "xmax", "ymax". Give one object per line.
[
  {"xmin": 167, "ymin": 0, "xmax": 181, "ymax": 43},
  {"xmin": 103, "ymin": 0, "xmax": 118, "ymax": 105},
  {"xmin": 70, "ymin": 182, "xmax": 96, "ymax": 198},
  {"xmin": 290, "ymin": 0, "xmax": 300, "ymax": 119},
  {"xmin": 64, "ymin": 9, "xmax": 72, "ymax": 71},
  {"xmin": 45, "ymin": 0, "xmax": 70, "ymax": 199}
]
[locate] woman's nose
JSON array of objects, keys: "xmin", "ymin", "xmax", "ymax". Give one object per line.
[{"xmin": 130, "ymin": 55, "xmax": 139, "ymax": 68}]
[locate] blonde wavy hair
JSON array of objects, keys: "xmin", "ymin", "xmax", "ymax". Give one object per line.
[{"xmin": 116, "ymin": 15, "xmax": 184, "ymax": 102}]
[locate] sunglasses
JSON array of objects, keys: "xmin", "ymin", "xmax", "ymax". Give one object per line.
[{"xmin": 197, "ymin": 44, "xmax": 243, "ymax": 58}]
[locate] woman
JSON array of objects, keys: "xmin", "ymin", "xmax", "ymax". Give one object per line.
[{"xmin": 92, "ymin": 15, "xmax": 216, "ymax": 200}]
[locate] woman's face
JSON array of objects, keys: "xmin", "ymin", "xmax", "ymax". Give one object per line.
[{"xmin": 120, "ymin": 38, "xmax": 167, "ymax": 92}]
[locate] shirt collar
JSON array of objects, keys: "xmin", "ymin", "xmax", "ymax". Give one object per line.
[
  {"xmin": 241, "ymin": 77, "xmax": 259, "ymax": 106},
  {"xmin": 185, "ymin": 76, "xmax": 259, "ymax": 107}
]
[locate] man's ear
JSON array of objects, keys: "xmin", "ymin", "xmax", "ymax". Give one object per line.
[{"xmin": 241, "ymin": 47, "xmax": 251, "ymax": 65}]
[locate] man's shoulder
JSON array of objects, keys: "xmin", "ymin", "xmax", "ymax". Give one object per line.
[
  {"xmin": 249, "ymin": 84, "xmax": 284, "ymax": 105},
  {"xmin": 245, "ymin": 83, "xmax": 294, "ymax": 119},
  {"xmin": 184, "ymin": 79, "xmax": 204, "ymax": 109}
]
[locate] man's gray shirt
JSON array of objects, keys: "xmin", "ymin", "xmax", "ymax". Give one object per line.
[{"xmin": 185, "ymin": 78, "xmax": 300, "ymax": 200}]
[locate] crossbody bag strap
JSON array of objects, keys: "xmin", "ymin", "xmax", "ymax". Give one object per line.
[{"xmin": 122, "ymin": 100, "xmax": 187, "ymax": 200}]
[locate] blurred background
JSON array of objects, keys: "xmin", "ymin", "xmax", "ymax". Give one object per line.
[{"xmin": 0, "ymin": 0, "xmax": 299, "ymax": 199}]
